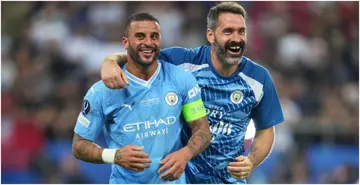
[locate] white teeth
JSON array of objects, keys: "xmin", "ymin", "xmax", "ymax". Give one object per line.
[
  {"xmin": 142, "ymin": 50, "xmax": 152, "ymax": 53},
  {"xmin": 229, "ymin": 46, "xmax": 240, "ymax": 50}
]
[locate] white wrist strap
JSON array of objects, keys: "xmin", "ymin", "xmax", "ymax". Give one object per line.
[{"xmin": 102, "ymin": 149, "xmax": 117, "ymax": 164}]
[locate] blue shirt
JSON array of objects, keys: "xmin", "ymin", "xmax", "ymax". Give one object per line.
[
  {"xmin": 74, "ymin": 61, "xmax": 202, "ymax": 184},
  {"xmin": 160, "ymin": 45, "xmax": 284, "ymax": 184}
]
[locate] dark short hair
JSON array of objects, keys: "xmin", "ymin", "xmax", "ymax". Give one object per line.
[
  {"xmin": 124, "ymin": 12, "xmax": 160, "ymax": 36},
  {"xmin": 207, "ymin": 2, "xmax": 247, "ymax": 30}
]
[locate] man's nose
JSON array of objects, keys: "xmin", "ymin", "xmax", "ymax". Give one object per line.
[
  {"xmin": 232, "ymin": 33, "xmax": 242, "ymax": 43},
  {"xmin": 143, "ymin": 36, "xmax": 153, "ymax": 45}
]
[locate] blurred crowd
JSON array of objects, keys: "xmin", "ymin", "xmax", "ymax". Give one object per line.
[{"xmin": 1, "ymin": 1, "xmax": 358, "ymax": 184}]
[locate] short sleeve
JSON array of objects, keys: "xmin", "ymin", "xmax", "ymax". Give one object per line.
[
  {"xmin": 250, "ymin": 71, "xmax": 284, "ymax": 130},
  {"xmin": 74, "ymin": 86, "xmax": 106, "ymax": 141},
  {"xmin": 178, "ymin": 71, "xmax": 206, "ymax": 122},
  {"xmin": 179, "ymin": 71, "xmax": 202, "ymax": 104}
]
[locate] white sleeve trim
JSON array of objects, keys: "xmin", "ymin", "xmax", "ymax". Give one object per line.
[{"xmin": 239, "ymin": 72, "xmax": 264, "ymax": 106}]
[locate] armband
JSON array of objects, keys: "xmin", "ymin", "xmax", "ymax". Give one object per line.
[{"xmin": 182, "ymin": 99, "xmax": 207, "ymax": 122}]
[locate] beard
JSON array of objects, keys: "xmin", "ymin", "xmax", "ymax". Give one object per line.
[
  {"xmin": 128, "ymin": 43, "xmax": 160, "ymax": 67},
  {"xmin": 213, "ymin": 36, "xmax": 246, "ymax": 66}
]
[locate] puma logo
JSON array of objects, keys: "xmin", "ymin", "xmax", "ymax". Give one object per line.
[{"xmin": 121, "ymin": 104, "xmax": 132, "ymax": 111}]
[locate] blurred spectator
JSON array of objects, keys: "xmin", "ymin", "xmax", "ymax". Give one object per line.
[
  {"xmin": 29, "ymin": 2, "xmax": 70, "ymax": 50},
  {"xmin": 59, "ymin": 154, "xmax": 92, "ymax": 183},
  {"xmin": 325, "ymin": 164, "xmax": 359, "ymax": 184}
]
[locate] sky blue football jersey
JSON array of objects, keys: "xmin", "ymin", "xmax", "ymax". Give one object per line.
[
  {"xmin": 159, "ymin": 45, "xmax": 284, "ymax": 184},
  {"xmin": 74, "ymin": 61, "xmax": 203, "ymax": 184}
]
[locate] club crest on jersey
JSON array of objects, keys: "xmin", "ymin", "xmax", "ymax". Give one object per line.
[
  {"xmin": 165, "ymin": 92, "xmax": 178, "ymax": 106},
  {"xmin": 230, "ymin": 90, "xmax": 243, "ymax": 104}
]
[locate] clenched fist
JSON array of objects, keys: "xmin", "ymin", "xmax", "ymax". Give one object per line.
[
  {"xmin": 227, "ymin": 155, "xmax": 254, "ymax": 180},
  {"xmin": 101, "ymin": 56, "xmax": 129, "ymax": 89}
]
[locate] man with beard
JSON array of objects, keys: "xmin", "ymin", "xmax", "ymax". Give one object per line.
[
  {"xmin": 72, "ymin": 12, "xmax": 210, "ymax": 184},
  {"xmin": 100, "ymin": 2, "xmax": 284, "ymax": 184}
]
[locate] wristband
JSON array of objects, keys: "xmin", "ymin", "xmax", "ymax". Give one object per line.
[{"xmin": 102, "ymin": 149, "xmax": 117, "ymax": 164}]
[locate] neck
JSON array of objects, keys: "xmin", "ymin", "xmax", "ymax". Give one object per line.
[
  {"xmin": 126, "ymin": 57, "xmax": 158, "ymax": 81},
  {"xmin": 210, "ymin": 47, "xmax": 240, "ymax": 77}
]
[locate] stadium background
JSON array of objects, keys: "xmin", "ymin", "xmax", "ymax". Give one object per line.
[{"xmin": 1, "ymin": 1, "xmax": 359, "ymax": 183}]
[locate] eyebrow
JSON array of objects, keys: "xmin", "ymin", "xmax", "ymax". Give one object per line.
[
  {"xmin": 134, "ymin": 32, "xmax": 146, "ymax": 37},
  {"xmin": 134, "ymin": 32, "xmax": 160, "ymax": 36},
  {"xmin": 222, "ymin": 27, "xmax": 246, "ymax": 32},
  {"xmin": 151, "ymin": 32, "xmax": 160, "ymax": 36}
]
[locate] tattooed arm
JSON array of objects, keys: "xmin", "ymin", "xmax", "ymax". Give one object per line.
[
  {"xmin": 184, "ymin": 116, "xmax": 211, "ymax": 158},
  {"xmin": 158, "ymin": 116, "xmax": 210, "ymax": 181},
  {"xmin": 72, "ymin": 133, "xmax": 151, "ymax": 171},
  {"xmin": 72, "ymin": 133, "xmax": 104, "ymax": 163}
]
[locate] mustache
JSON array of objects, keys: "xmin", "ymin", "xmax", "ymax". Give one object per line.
[{"xmin": 226, "ymin": 41, "xmax": 245, "ymax": 48}]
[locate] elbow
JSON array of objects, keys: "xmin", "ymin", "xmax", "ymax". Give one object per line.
[{"xmin": 72, "ymin": 143, "xmax": 80, "ymax": 160}]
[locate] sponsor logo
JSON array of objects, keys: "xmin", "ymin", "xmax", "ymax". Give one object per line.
[
  {"xmin": 206, "ymin": 108, "xmax": 226, "ymax": 120},
  {"xmin": 209, "ymin": 121, "xmax": 233, "ymax": 143},
  {"xmin": 230, "ymin": 90, "xmax": 243, "ymax": 104},
  {"xmin": 123, "ymin": 116, "xmax": 177, "ymax": 140},
  {"xmin": 188, "ymin": 85, "xmax": 201, "ymax": 99},
  {"xmin": 210, "ymin": 121, "xmax": 233, "ymax": 136},
  {"xmin": 121, "ymin": 104, "xmax": 132, "ymax": 111},
  {"xmin": 123, "ymin": 116, "xmax": 177, "ymax": 132},
  {"xmin": 135, "ymin": 128, "xmax": 169, "ymax": 139},
  {"xmin": 165, "ymin": 92, "xmax": 178, "ymax": 106}
]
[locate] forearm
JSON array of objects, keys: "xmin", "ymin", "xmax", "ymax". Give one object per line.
[
  {"xmin": 247, "ymin": 126, "xmax": 275, "ymax": 169},
  {"xmin": 72, "ymin": 133, "xmax": 104, "ymax": 164},
  {"xmin": 104, "ymin": 52, "xmax": 127, "ymax": 66},
  {"xmin": 183, "ymin": 117, "xmax": 211, "ymax": 159}
]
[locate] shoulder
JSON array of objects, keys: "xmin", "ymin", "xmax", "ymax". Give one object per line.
[
  {"xmin": 241, "ymin": 57, "xmax": 273, "ymax": 83},
  {"xmin": 190, "ymin": 45, "xmax": 211, "ymax": 59},
  {"xmin": 86, "ymin": 80, "xmax": 118, "ymax": 99},
  {"xmin": 195, "ymin": 45, "xmax": 211, "ymax": 53},
  {"xmin": 91, "ymin": 80, "xmax": 110, "ymax": 93},
  {"xmin": 160, "ymin": 60, "xmax": 196, "ymax": 82}
]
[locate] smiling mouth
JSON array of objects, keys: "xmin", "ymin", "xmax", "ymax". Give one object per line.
[
  {"xmin": 226, "ymin": 46, "xmax": 243, "ymax": 56},
  {"xmin": 139, "ymin": 48, "xmax": 156, "ymax": 57},
  {"xmin": 228, "ymin": 46, "xmax": 242, "ymax": 53},
  {"xmin": 225, "ymin": 41, "xmax": 245, "ymax": 56}
]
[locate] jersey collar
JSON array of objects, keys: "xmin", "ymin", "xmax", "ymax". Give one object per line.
[{"xmin": 124, "ymin": 62, "xmax": 161, "ymax": 88}]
